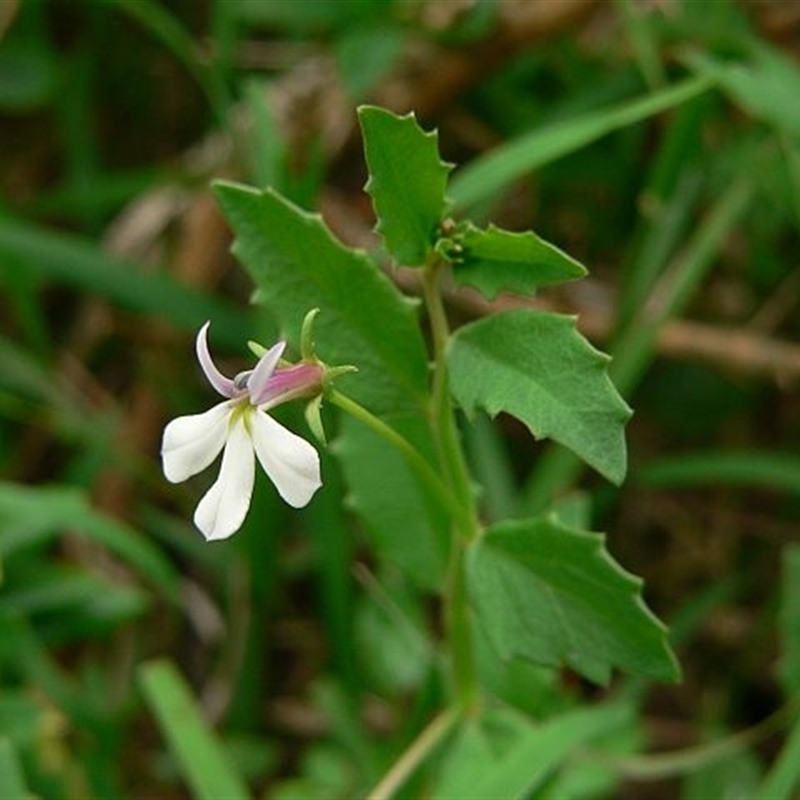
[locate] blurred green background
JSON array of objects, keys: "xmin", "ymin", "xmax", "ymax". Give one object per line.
[{"xmin": 1, "ymin": 0, "xmax": 800, "ymax": 797}]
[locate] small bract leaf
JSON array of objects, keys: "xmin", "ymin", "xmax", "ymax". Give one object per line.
[
  {"xmin": 467, "ymin": 517, "xmax": 680, "ymax": 685},
  {"xmin": 451, "ymin": 223, "xmax": 586, "ymax": 299},
  {"xmin": 359, "ymin": 105, "xmax": 451, "ymax": 266},
  {"xmin": 448, "ymin": 310, "xmax": 631, "ymax": 484}
]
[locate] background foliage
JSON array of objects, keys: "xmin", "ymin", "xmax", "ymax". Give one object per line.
[{"xmin": 1, "ymin": 0, "xmax": 799, "ymax": 797}]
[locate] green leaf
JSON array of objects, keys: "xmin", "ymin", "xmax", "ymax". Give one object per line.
[
  {"xmin": 138, "ymin": 659, "xmax": 252, "ymax": 800},
  {"xmin": 0, "ymin": 692, "xmax": 47, "ymax": 751},
  {"xmin": 213, "ymin": 181, "xmax": 429, "ymax": 415},
  {"xmin": 359, "ymin": 106, "xmax": 451, "ymax": 265},
  {"xmin": 433, "ymin": 707, "xmax": 531, "ymax": 799},
  {"xmin": 756, "ymin": 710, "xmax": 800, "ymax": 800},
  {"xmin": 335, "ymin": 414, "xmax": 449, "ymax": 590},
  {"xmin": 434, "ymin": 704, "xmax": 633, "ymax": 800},
  {"xmin": 683, "ymin": 740, "xmax": 762, "ymax": 800},
  {"xmin": 0, "ymin": 738, "xmax": 35, "ymax": 800},
  {"xmin": 467, "ymin": 516, "xmax": 679, "ymax": 684},
  {"xmin": 354, "ymin": 575, "xmax": 432, "ymax": 695},
  {"xmin": 449, "ymin": 223, "xmax": 586, "ymax": 299},
  {"xmin": 448, "ymin": 309, "xmax": 631, "ymax": 485}
]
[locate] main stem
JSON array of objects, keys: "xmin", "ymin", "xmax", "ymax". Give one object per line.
[{"xmin": 422, "ymin": 257, "xmax": 481, "ymax": 713}]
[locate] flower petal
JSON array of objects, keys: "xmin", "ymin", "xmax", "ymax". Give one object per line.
[
  {"xmin": 255, "ymin": 362, "xmax": 323, "ymax": 409},
  {"xmin": 193, "ymin": 415, "xmax": 255, "ymax": 540},
  {"xmin": 250, "ymin": 410, "xmax": 321, "ymax": 508},
  {"xmin": 247, "ymin": 340, "xmax": 285, "ymax": 405},
  {"xmin": 196, "ymin": 321, "xmax": 236, "ymax": 398},
  {"xmin": 161, "ymin": 401, "xmax": 231, "ymax": 483}
]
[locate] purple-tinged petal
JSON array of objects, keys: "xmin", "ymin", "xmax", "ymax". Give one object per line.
[
  {"xmin": 193, "ymin": 415, "xmax": 255, "ymax": 540},
  {"xmin": 253, "ymin": 362, "xmax": 323, "ymax": 408},
  {"xmin": 196, "ymin": 321, "xmax": 236, "ymax": 398},
  {"xmin": 161, "ymin": 401, "xmax": 232, "ymax": 483},
  {"xmin": 250, "ymin": 410, "xmax": 321, "ymax": 508},
  {"xmin": 246, "ymin": 340, "xmax": 285, "ymax": 405}
]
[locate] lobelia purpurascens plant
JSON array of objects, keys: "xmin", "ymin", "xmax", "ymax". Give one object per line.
[{"xmin": 165, "ymin": 106, "xmax": 680, "ymax": 796}]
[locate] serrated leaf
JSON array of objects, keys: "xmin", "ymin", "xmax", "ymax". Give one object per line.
[
  {"xmin": 359, "ymin": 105, "xmax": 451, "ymax": 266},
  {"xmin": 213, "ymin": 180, "xmax": 429, "ymax": 415},
  {"xmin": 451, "ymin": 223, "xmax": 586, "ymax": 299},
  {"xmin": 467, "ymin": 517, "xmax": 680, "ymax": 685},
  {"xmin": 335, "ymin": 414, "xmax": 448, "ymax": 590},
  {"xmin": 448, "ymin": 310, "xmax": 631, "ymax": 484}
]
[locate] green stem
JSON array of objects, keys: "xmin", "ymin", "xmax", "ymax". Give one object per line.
[
  {"xmin": 326, "ymin": 390, "xmax": 471, "ymax": 534},
  {"xmin": 446, "ymin": 546, "xmax": 479, "ymax": 711},
  {"xmin": 422, "ymin": 258, "xmax": 481, "ymax": 713},
  {"xmin": 365, "ymin": 708, "xmax": 460, "ymax": 800},
  {"xmin": 422, "ymin": 262, "xmax": 479, "ymax": 536}
]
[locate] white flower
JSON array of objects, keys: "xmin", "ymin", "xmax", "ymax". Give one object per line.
[{"xmin": 161, "ymin": 322, "xmax": 322, "ymax": 541}]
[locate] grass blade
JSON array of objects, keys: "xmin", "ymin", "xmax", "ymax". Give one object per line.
[
  {"xmin": 0, "ymin": 216, "xmax": 251, "ymax": 346},
  {"xmin": 449, "ymin": 74, "xmax": 716, "ymax": 213},
  {"xmin": 640, "ymin": 451, "xmax": 800, "ymax": 496},
  {"xmin": 138, "ymin": 659, "xmax": 252, "ymax": 800},
  {"xmin": 754, "ymin": 713, "xmax": 800, "ymax": 800}
]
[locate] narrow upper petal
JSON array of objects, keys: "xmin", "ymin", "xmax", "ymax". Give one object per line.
[
  {"xmin": 247, "ymin": 340, "xmax": 286, "ymax": 405},
  {"xmin": 161, "ymin": 401, "xmax": 232, "ymax": 483},
  {"xmin": 250, "ymin": 410, "xmax": 321, "ymax": 508},
  {"xmin": 196, "ymin": 321, "xmax": 236, "ymax": 398},
  {"xmin": 193, "ymin": 415, "xmax": 255, "ymax": 541}
]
